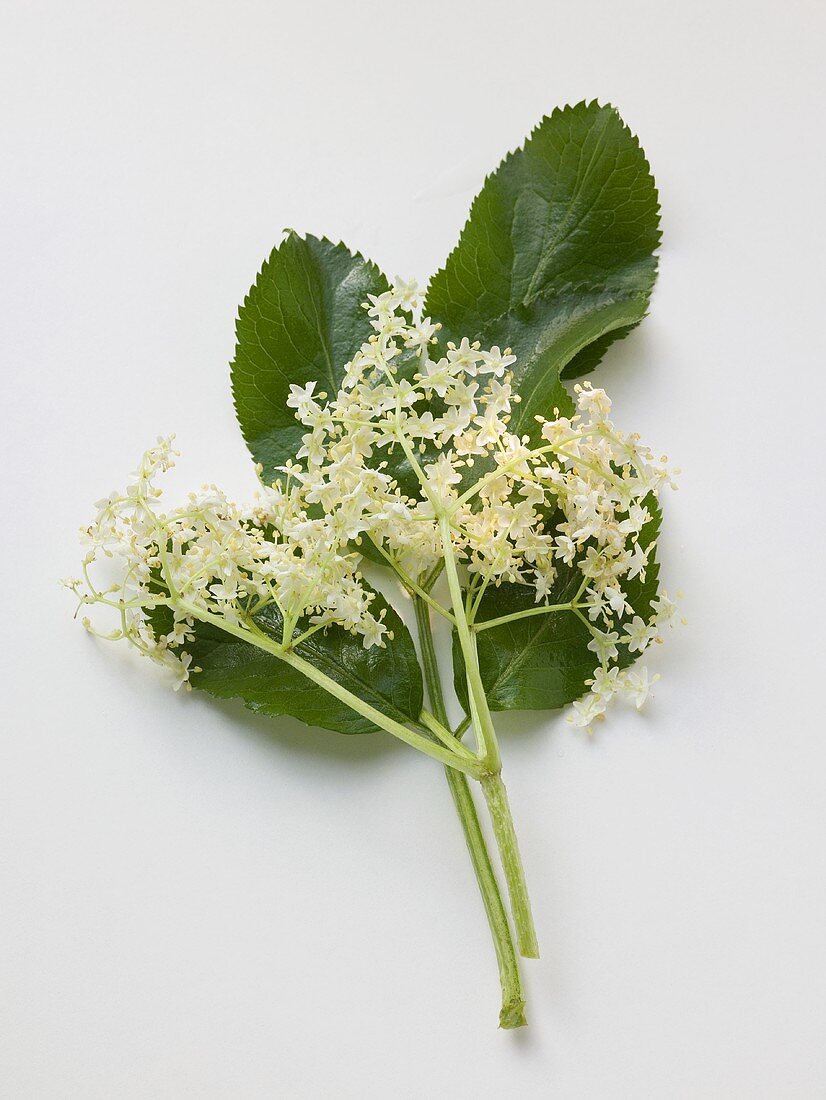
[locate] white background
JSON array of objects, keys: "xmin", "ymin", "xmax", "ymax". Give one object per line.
[{"xmin": 2, "ymin": 1, "xmax": 825, "ymax": 1096}]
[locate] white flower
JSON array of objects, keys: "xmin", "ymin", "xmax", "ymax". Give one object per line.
[
  {"xmin": 478, "ymin": 346, "xmax": 517, "ymax": 377},
  {"xmin": 425, "ymin": 453, "xmax": 462, "ymax": 502},
  {"xmin": 474, "ymin": 406, "xmax": 506, "ymax": 447},
  {"xmin": 446, "ymin": 337, "xmax": 484, "ymax": 375},
  {"xmin": 171, "ymin": 651, "xmax": 195, "ymax": 691},
  {"xmin": 622, "ymin": 615, "xmax": 656, "ymax": 654},
  {"xmin": 533, "ymin": 568, "xmax": 556, "ymax": 603},
  {"xmin": 420, "ymin": 355, "xmax": 454, "ymax": 398},
  {"xmin": 626, "ymin": 540, "xmax": 649, "ymax": 580},
  {"xmin": 587, "ymin": 629, "xmax": 620, "ymax": 663},
  {"xmin": 621, "ymin": 667, "xmax": 659, "ymax": 709},
  {"xmin": 483, "ymin": 378, "xmax": 513, "ymax": 415},
  {"xmin": 404, "ymin": 317, "xmax": 439, "ymax": 350},
  {"xmin": 392, "ymin": 277, "xmax": 420, "ymax": 313},
  {"xmin": 286, "ymin": 381, "xmax": 320, "ymax": 418},
  {"xmin": 590, "ymin": 665, "xmax": 621, "ymax": 700},
  {"xmin": 574, "ymin": 382, "xmax": 612, "ymax": 421},
  {"xmin": 568, "ymin": 692, "xmax": 607, "ymax": 733},
  {"xmin": 651, "ymin": 591, "xmax": 680, "ymax": 627}
]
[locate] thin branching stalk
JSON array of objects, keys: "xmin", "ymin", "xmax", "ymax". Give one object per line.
[{"xmin": 177, "ymin": 601, "xmax": 482, "ymax": 779}]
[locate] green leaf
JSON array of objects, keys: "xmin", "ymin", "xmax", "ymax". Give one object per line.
[
  {"xmin": 231, "ymin": 232, "xmax": 390, "ymax": 483},
  {"xmin": 454, "ymin": 501, "xmax": 662, "ymax": 712},
  {"xmin": 425, "ymin": 101, "xmax": 660, "ymax": 433},
  {"xmin": 152, "ymin": 591, "xmax": 423, "ymax": 735}
]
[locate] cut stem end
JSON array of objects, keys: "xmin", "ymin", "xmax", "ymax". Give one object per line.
[{"xmin": 499, "ymin": 999, "xmax": 528, "ymax": 1029}]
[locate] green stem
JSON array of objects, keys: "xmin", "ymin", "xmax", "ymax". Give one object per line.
[
  {"xmin": 473, "ymin": 600, "xmax": 578, "ymax": 633},
  {"xmin": 437, "ymin": 515, "xmax": 539, "ymax": 959},
  {"xmin": 419, "ymin": 709, "xmax": 478, "ymax": 761},
  {"xmin": 481, "ymin": 774, "xmax": 540, "ymax": 959},
  {"xmin": 412, "ymin": 595, "xmax": 450, "ymax": 728},
  {"xmin": 413, "ymin": 595, "xmax": 527, "ymax": 1028},
  {"xmin": 439, "ymin": 515, "xmax": 500, "ymax": 770},
  {"xmin": 178, "ymin": 602, "xmax": 482, "ymax": 780},
  {"xmin": 367, "ymin": 536, "xmax": 455, "ymax": 624}
]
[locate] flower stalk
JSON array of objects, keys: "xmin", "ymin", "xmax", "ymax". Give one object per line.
[
  {"xmin": 412, "ymin": 593, "xmax": 527, "ymax": 1028},
  {"xmin": 437, "ymin": 513, "xmax": 539, "ymax": 958},
  {"xmin": 178, "ymin": 600, "xmax": 482, "ymax": 779},
  {"xmin": 479, "ymin": 774, "xmax": 539, "ymax": 959}
]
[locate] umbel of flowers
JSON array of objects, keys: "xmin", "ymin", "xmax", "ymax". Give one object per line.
[
  {"xmin": 66, "ymin": 281, "xmax": 678, "ymax": 1025},
  {"xmin": 69, "ymin": 282, "xmax": 676, "ymax": 719}
]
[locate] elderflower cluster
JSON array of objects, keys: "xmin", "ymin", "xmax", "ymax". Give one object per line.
[
  {"xmin": 281, "ymin": 281, "xmax": 679, "ymax": 729},
  {"xmin": 64, "ymin": 436, "xmax": 390, "ymax": 690},
  {"xmin": 67, "ymin": 280, "xmax": 679, "ymax": 729}
]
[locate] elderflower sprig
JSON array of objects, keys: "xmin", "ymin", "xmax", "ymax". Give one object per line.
[
  {"xmin": 67, "ymin": 435, "xmax": 490, "ymax": 780},
  {"xmin": 66, "ymin": 103, "xmax": 677, "ymax": 1032},
  {"xmin": 68, "ymin": 286, "xmax": 679, "ymax": 1023}
]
